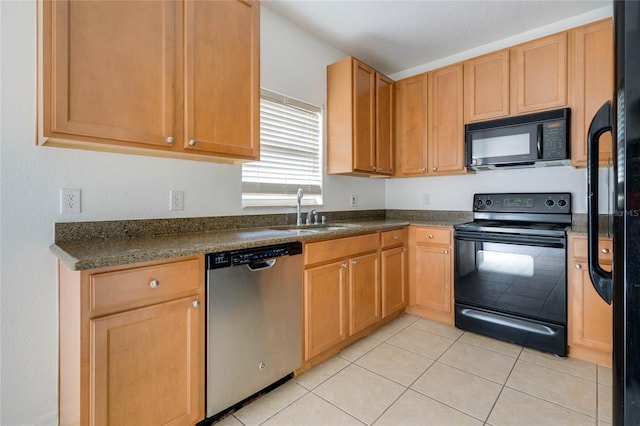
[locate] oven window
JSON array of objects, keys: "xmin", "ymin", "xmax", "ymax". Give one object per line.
[
  {"xmin": 477, "ymin": 250, "xmax": 534, "ymax": 277},
  {"xmin": 455, "ymin": 239, "xmax": 566, "ymax": 324}
]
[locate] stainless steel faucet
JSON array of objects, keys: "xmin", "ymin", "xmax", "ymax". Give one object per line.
[{"xmin": 296, "ymin": 188, "xmax": 303, "ymax": 226}]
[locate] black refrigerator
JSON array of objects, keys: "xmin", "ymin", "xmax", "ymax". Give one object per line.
[{"xmin": 587, "ymin": 1, "xmax": 640, "ymax": 424}]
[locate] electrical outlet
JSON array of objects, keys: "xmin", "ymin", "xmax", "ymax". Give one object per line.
[
  {"xmin": 350, "ymin": 194, "xmax": 359, "ymax": 207},
  {"xmin": 60, "ymin": 189, "xmax": 81, "ymax": 214},
  {"xmin": 423, "ymin": 193, "xmax": 430, "ymax": 206},
  {"xmin": 170, "ymin": 190, "xmax": 184, "ymax": 211}
]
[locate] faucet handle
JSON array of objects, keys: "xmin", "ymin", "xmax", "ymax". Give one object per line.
[{"xmin": 306, "ymin": 208, "xmax": 317, "ymax": 225}]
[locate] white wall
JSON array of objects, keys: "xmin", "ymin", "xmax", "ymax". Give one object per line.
[
  {"xmin": 0, "ymin": 3, "xmax": 383, "ymax": 424},
  {"xmin": 386, "ymin": 166, "xmax": 614, "ymax": 214}
]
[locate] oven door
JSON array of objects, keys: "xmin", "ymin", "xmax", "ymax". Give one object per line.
[{"xmin": 454, "ymin": 230, "xmax": 567, "ymax": 355}]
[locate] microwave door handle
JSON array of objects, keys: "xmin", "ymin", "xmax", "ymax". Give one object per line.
[{"xmin": 536, "ymin": 124, "xmax": 543, "ymax": 159}]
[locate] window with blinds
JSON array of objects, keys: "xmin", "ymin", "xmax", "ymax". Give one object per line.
[{"xmin": 242, "ymin": 88, "xmax": 323, "ymax": 207}]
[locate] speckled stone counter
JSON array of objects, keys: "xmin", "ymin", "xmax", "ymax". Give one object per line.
[
  {"xmin": 567, "ymin": 214, "xmax": 613, "ymax": 238},
  {"xmin": 52, "ymin": 209, "xmax": 606, "ymax": 271}
]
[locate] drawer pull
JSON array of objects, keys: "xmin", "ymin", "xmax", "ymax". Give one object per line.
[
  {"xmin": 428, "ymin": 234, "xmax": 434, "ymax": 239},
  {"xmin": 192, "ymin": 300, "xmax": 200, "ymax": 308},
  {"xmin": 188, "ymin": 139, "xmax": 196, "ymax": 146},
  {"xmin": 393, "ymin": 236, "xmax": 400, "ymax": 239},
  {"xmin": 575, "ymin": 264, "xmax": 582, "ymax": 270},
  {"xmin": 351, "ymin": 260, "xmax": 358, "ymax": 266},
  {"xmin": 166, "ymin": 136, "xmax": 174, "ymax": 144},
  {"xmin": 149, "ymin": 279, "xmax": 160, "ymax": 288},
  {"xmin": 601, "ymin": 248, "xmax": 610, "ymax": 254},
  {"xmin": 444, "ymin": 250, "xmax": 449, "ymax": 254},
  {"xmin": 342, "ymin": 262, "xmax": 348, "ymax": 269}
]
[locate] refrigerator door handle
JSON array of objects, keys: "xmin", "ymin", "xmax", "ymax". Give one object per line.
[{"xmin": 587, "ymin": 101, "xmax": 613, "ymax": 304}]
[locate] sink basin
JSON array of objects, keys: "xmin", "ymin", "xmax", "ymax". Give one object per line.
[{"xmin": 269, "ymin": 224, "xmax": 357, "ymax": 234}]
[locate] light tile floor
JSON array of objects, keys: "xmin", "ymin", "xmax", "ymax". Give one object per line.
[{"xmin": 217, "ymin": 314, "xmax": 612, "ymax": 426}]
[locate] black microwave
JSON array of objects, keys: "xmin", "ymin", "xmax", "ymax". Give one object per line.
[{"xmin": 465, "ymin": 108, "xmax": 570, "ymax": 171}]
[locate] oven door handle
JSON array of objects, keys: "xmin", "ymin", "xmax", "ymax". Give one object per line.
[{"xmin": 453, "ymin": 231, "xmax": 566, "ymax": 248}]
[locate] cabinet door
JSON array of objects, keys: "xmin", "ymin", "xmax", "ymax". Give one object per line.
[
  {"xmin": 43, "ymin": 1, "xmax": 175, "ymax": 147},
  {"xmin": 513, "ymin": 32, "xmax": 568, "ymax": 114},
  {"xmin": 183, "ymin": 0, "xmax": 259, "ymax": 159},
  {"xmin": 429, "ymin": 64, "xmax": 465, "ymax": 174},
  {"xmin": 304, "ymin": 261, "xmax": 348, "ymax": 360},
  {"xmin": 412, "ymin": 244, "xmax": 452, "ymax": 314},
  {"xmin": 394, "ymin": 73, "xmax": 429, "ymax": 176},
  {"xmin": 464, "ymin": 49, "xmax": 510, "ymax": 122},
  {"xmin": 568, "ymin": 261, "xmax": 613, "ymax": 355},
  {"xmin": 91, "ymin": 297, "xmax": 203, "ymax": 426},
  {"xmin": 353, "ymin": 61, "xmax": 377, "ymax": 173},
  {"xmin": 570, "ymin": 19, "xmax": 614, "ymax": 167},
  {"xmin": 349, "ymin": 252, "xmax": 381, "ymax": 335},
  {"xmin": 381, "ymin": 246, "xmax": 407, "ymax": 318},
  {"xmin": 376, "ymin": 73, "xmax": 394, "ymax": 175}
]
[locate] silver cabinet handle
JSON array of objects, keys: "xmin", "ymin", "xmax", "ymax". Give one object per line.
[
  {"xmin": 428, "ymin": 234, "xmax": 434, "ymax": 239},
  {"xmin": 166, "ymin": 137, "xmax": 174, "ymax": 144},
  {"xmin": 149, "ymin": 279, "xmax": 159, "ymax": 288},
  {"xmin": 342, "ymin": 262, "xmax": 348, "ymax": 269},
  {"xmin": 351, "ymin": 260, "xmax": 358, "ymax": 265},
  {"xmin": 393, "ymin": 236, "xmax": 400, "ymax": 239},
  {"xmin": 188, "ymin": 139, "xmax": 196, "ymax": 146},
  {"xmin": 575, "ymin": 264, "xmax": 582, "ymax": 270},
  {"xmin": 601, "ymin": 248, "xmax": 610, "ymax": 254},
  {"xmin": 421, "ymin": 168, "xmax": 427, "ymax": 172},
  {"xmin": 192, "ymin": 300, "xmax": 200, "ymax": 308},
  {"xmin": 444, "ymin": 250, "xmax": 449, "ymax": 254},
  {"xmin": 433, "ymin": 167, "xmax": 438, "ymax": 171}
]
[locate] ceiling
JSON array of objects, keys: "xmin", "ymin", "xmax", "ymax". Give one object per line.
[{"xmin": 262, "ymin": 0, "xmax": 611, "ymax": 76}]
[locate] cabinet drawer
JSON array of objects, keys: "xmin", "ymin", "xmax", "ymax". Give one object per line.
[
  {"xmin": 90, "ymin": 258, "xmax": 201, "ymax": 314},
  {"xmin": 304, "ymin": 233, "xmax": 379, "ymax": 266},
  {"xmin": 570, "ymin": 237, "xmax": 612, "ymax": 264},
  {"xmin": 414, "ymin": 227, "xmax": 452, "ymax": 245},
  {"xmin": 381, "ymin": 228, "xmax": 408, "ymax": 248}
]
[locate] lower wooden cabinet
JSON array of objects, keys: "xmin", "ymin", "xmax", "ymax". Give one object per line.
[
  {"xmin": 303, "ymin": 260, "xmax": 349, "ymax": 360},
  {"xmin": 59, "ymin": 255, "xmax": 205, "ymax": 426},
  {"xmin": 407, "ymin": 226, "xmax": 454, "ymax": 324},
  {"xmin": 568, "ymin": 235, "xmax": 613, "ymax": 366},
  {"xmin": 381, "ymin": 228, "xmax": 408, "ymax": 318},
  {"xmin": 302, "ymin": 229, "xmax": 407, "ymax": 365}
]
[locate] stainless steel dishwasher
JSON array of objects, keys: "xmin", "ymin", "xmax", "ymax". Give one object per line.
[{"xmin": 205, "ymin": 242, "xmax": 303, "ymax": 418}]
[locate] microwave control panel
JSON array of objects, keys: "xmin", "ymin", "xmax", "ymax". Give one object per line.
[{"xmin": 541, "ymin": 120, "xmax": 568, "ymax": 160}]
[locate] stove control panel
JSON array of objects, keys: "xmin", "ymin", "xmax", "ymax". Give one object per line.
[{"xmin": 473, "ymin": 193, "xmax": 571, "ymax": 213}]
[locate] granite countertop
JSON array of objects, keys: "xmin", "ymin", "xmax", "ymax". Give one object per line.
[
  {"xmin": 51, "ymin": 210, "xmax": 612, "ymax": 271},
  {"xmin": 51, "ymin": 219, "xmax": 414, "ymax": 270}
]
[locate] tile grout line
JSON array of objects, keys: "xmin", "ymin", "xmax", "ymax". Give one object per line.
[{"xmin": 482, "ymin": 343, "xmax": 525, "ymax": 424}]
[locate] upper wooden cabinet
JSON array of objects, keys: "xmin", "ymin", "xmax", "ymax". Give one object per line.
[
  {"xmin": 327, "ymin": 57, "xmax": 394, "ymax": 176},
  {"xmin": 429, "ymin": 64, "xmax": 465, "ymax": 174},
  {"xmin": 464, "ymin": 49, "xmax": 510, "ymax": 122},
  {"xmin": 394, "ymin": 73, "xmax": 429, "ymax": 176},
  {"xmin": 183, "ymin": 0, "xmax": 260, "ymax": 159},
  {"xmin": 513, "ymin": 32, "xmax": 568, "ymax": 114},
  {"xmin": 37, "ymin": 0, "xmax": 259, "ymax": 163},
  {"xmin": 569, "ymin": 18, "xmax": 614, "ymax": 168},
  {"xmin": 395, "ymin": 64, "xmax": 465, "ymax": 177}
]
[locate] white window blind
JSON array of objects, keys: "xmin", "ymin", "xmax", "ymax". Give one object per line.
[{"xmin": 242, "ymin": 88, "xmax": 323, "ymax": 207}]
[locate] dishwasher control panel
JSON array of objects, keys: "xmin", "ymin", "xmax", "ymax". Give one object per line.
[{"xmin": 207, "ymin": 242, "xmax": 303, "ymax": 269}]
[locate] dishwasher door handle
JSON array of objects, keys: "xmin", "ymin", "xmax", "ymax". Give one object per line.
[{"xmin": 246, "ymin": 259, "xmax": 277, "ymax": 271}]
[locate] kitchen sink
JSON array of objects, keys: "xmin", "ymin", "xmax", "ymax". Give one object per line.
[{"xmin": 269, "ymin": 224, "xmax": 359, "ymax": 234}]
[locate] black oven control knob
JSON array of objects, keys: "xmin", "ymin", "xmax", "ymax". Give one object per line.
[
  {"xmin": 545, "ymin": 199, "xmax": 555, "ymax": 207},
  {"xmin": 475, "ymin": 199, "xmax": 484, "ymax": 207},
  {"xmin": 558, "ymin": 199, "xmax": 567, "ymax": 207},
  {"xmin": 485, "ymin": 199, "xmax": 493, "ymax": 206}
]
